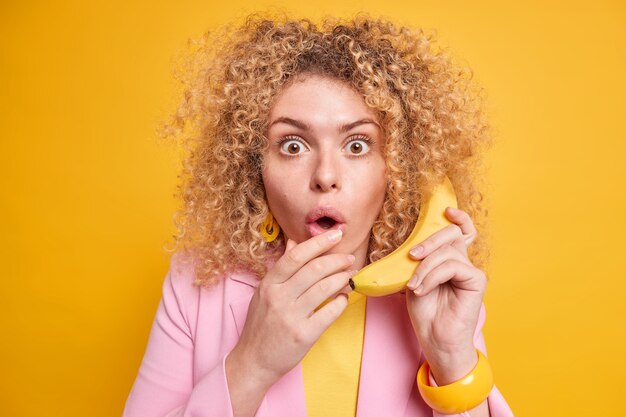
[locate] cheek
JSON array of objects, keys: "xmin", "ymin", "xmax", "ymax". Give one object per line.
[
  {"xmin": 264, "ymin": 169, "xmax": 292, "ymax": 196},
  {"xmin": 346, "ymin": 170, "xmax": 386, "ymax": 227},
  {"xmin": 262, "ymin": 170, "xmax": 300, "ymax": 213},
  {"xmin": 261, "ymin": 160, "xmax": 281, "ymax": 194},
  {"xmin": 366, "ymin": 178, "xmax": 387, "ymax": 212},
  {"xmin": 356, "ymin": 162, "xmax": 386, "ymax": 203},
  {"xmin": 262, "ymin": 154, "xmax": 296, "ymax": 192}
]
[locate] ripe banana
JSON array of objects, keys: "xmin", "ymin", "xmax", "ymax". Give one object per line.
[{"xmin": 349, "ymin": 175, "xmax": 458, "ymax": 297}]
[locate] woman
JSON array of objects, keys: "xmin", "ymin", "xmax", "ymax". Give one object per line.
[{"xmin": 123, "ymin": 12, "xmax": 515, "ymax": 417}]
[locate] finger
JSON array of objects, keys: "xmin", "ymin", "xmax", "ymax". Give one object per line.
[
  {"xmin": 286, "ymin": 253, "xmax": 356, "ymax": 298},
  {"xmin": 286, "ymin": 238, "xmax": 297, "ymax": 252},
  {"xmin": 296, "ymin": 269, "xmax": 357, "ymax": 317},
  {"xmin": 409, "ymin": 223, "xmax": 463, "ymax": 260},
  {"xmin": 412, "ymin": 259, "xmax": 485, "ymax": 297},
  {"xmin": 445, "ymin": 207, "xmax": 477, "ymax": 247},
  {"xmin": 307, "ymin": 293, "xmax": 349, "ymax": 336},
  {"xmin": 450, "ymin": 236, "xmax": 469, "ymax": 258},
  {"xmin": 270, "ymin": 229, "xmax": 344, "ymax": 284},
  {"xmin": 407, "ymin": 244, "xmax": 471, "ymax": 290}
]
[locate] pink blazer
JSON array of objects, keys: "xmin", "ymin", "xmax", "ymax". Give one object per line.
[{"xmin": 123, "ymin": 253, "xmax": 515, "ymax": 417}]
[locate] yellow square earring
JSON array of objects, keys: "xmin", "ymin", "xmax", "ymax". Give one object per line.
[{"xmin": 260, "ymin": 211, "xmax": 280, "ymax": 242}]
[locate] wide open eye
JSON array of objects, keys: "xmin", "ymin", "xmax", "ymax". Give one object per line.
[
  {"xmin": 278, "ymin": 137, "xmax": 307, "ymax": 156},
  {"xmin": 344, "ymin": 135, "xmax": 373, "ymax": 157}
]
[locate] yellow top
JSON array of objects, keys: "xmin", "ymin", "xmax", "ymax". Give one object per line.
[{"xmin": 301, "ymin": 291, "xmax": 367, "ymax": 417}]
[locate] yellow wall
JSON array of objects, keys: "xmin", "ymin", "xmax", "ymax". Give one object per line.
[{"xmin": 1, "ymin": 1, "xmax": 624, "ymax": 415}]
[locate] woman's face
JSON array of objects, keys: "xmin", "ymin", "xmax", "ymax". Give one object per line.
[{"xmin": 262, "ymin": 73, "xmax": 387, "ymax": 267}]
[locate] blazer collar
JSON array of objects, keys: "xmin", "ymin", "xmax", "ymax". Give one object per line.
[
  {"xmin": 229, "ymin": 271, "xmax": 422, "ymax": 417},
  {"xmin": 229, "ymin": 270, "xmax": 261, "ymax": 288},
  {"xmin": 228, "ymin": 256, "xmax": 278, "ymax": 288}
]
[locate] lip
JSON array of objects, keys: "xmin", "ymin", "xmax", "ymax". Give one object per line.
[
  {"xmin": 306, "ymin": 221, "xmax": 346, "ymax": 238},
  {"xmin": 305, "ymin": 205, "xmax": 346, "ymax": 224},
  {"xmin": 305, "ymin": 205, "xmax": 347, "ymax": 238}
]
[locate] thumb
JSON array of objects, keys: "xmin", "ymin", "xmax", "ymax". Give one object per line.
[{"xmin": 286, "ymin": 238, "xmax": 296, "ymax": 251}]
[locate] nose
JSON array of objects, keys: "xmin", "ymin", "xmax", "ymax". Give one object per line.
[{"xmin": 310, "ymin": 150, "xmax": 341, "ymax": 192}]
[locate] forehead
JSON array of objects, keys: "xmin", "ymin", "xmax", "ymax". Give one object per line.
[
  {"xmin": 268, "ymin": 74, "xmax": 380, "ymax": 126},
  {"xmin": 273, "ymin": 74, "xmax": 358, "ymax": 102}
]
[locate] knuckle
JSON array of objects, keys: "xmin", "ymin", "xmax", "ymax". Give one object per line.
[
  {"xmin": 446, "ymin": 240, "xmax": 465, "ymax": 255},
  {"xmin": 315, "ymin": 235, "xmax": 329, "ymax": 249},
  {"xmin": 332, "ymin": 295, "xmax": 346, "ymax": 315},
  {"xmin": 292, "ymin": 327, "xmax": 309, "ymax": 345},
  {"xmin": 442, "ymin": 258, "xmax": 456, "ymax": 269},
  {"xmin": 445, "ymin": 244, "xmax": 458, "ymax": 254},
  {"xmin": 328, "ymin": 300, "xmax": 340, "ymax": 316},
  {"xmin": 284, "ymin": 249, "xmax": 301, "ymax": 266},
  {"xmin": 317, "ymin": 278, "xmax": 330, "ymax": 294},
  {"xmin": 333, "ymin": 272, "xmax": 349, "ymax": 288},
  {"xmin": 310, "ymin": 258, "xmax": 326, "ymax": 274}
]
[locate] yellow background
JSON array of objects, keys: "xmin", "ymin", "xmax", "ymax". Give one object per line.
[{"xmin": 1, "ymin": 1, "xmax": 624, "ymax": 416}]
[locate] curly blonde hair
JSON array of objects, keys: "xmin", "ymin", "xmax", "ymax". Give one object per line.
[{"xmin": 158, "ymin": 11, "xmax": 495, "ymax": 289}]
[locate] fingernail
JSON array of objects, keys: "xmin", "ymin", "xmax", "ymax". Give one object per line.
[
  {"xmin": 407, "ymin": 275, "xmax": 418, "ymax": 289},
  {"xmin": 346, "ymin": 255, "xmax": 356, "ymax": 263},
  {"xmin": 414, "ymin": 284, "xmax": 424, "ymax": 294},
  {"xmin": 410, "ymin": 245, "xmax": 424, "ymax": 258},
  {"xmin": 328, "ymin": 229, "xmax": 343, "ymax": 242}
]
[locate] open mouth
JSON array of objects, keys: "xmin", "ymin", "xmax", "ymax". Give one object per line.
[
  {"xmin": 315, "ymin": 216, "xmax": 337, "ymax": 229},
  {"xmin": 305, "ymin": 205, "xmax": 346, "ymax": 238}
]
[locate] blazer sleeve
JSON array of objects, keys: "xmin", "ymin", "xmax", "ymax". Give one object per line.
[
  {"xmin": 428, "ymin": 303, "xmax": 515, "ymax": 417},
  {"xmin": 122, "ymin": 260, "xmax": 237, "ymax": 417}
]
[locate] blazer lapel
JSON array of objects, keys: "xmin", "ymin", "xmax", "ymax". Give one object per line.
[{"xmin": 356, "ymin": 293, "xmax": 423, "ymax": 417}]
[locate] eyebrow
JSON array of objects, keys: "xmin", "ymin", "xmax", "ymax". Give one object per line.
[{"xmin": 268, "ymin": 117, "xmax": 381, "ymax": 133}]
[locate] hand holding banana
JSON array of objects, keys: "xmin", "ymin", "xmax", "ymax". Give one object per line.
[
  {"xmin": 405, "ymin": 205, "xmax": 486, "ymax": 385},
  {"xmin": 349, "ymin": 176, "xmax": 487, "ymax": 385}
]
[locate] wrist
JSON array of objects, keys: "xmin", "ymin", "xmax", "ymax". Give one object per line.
[
  {"xmin": 417, "ymin": 349, "xmax": 494, "ymax": 415},
  {"xmin": 426, "ymin": 347, "xmax": 478, "ymax": 386},
  {"xmin": 227, "ymin": 345, "xmax": 278, "ymax": 392}
]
